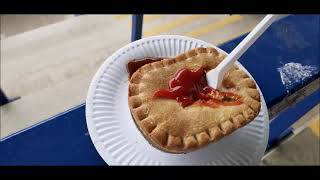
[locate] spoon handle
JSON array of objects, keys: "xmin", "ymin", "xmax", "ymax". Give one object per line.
[{"xmin": 210, "ymin": 14, "xmax": 280, "ymax": 88}]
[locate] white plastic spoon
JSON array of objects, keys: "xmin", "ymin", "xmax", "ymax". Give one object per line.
[{"xmin": 206, "ymin": 14, "xmax": 280, "ymax": 89}]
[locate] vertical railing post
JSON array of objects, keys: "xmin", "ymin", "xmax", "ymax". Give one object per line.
[{"xmin": 131, "ymin": 14, "xmax": 143, "ymax": 42}]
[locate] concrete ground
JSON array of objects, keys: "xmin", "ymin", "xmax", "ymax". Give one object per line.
[
  {"xmin": 1, "ymin": 14, "xmax": 319, "ymax": 165},
  {"xmin": 263, "ymin": 128, "xmax": 319, "ymax": 165},
  {"xmin": 262, "ymin": 104, "xmax": 319, "ymax": 165}
]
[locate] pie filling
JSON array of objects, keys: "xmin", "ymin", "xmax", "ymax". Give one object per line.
[
  {"xmin": 128, "ymin": 58, "xmax": 243, "ymax": 108},
  {"xmin": 127, "ymin": 58, "xmax": 164, "ymax": 78},
  {"xmin": 153, "ymin": 67, "xmax": 243, "ymax": 108}
]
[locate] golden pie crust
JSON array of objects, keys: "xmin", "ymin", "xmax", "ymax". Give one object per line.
[{"xmin": 128, "ymin": 47, "xmax": 261, "ymax": 153}]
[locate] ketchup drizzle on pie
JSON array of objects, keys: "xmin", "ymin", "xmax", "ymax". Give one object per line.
[{"xmin": 153, "ymin": 67, "xmax": 243, "ymax": 107}]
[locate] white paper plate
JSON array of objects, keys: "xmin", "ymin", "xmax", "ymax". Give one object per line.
[{"xmin": 86, "ymin": 35, "xmax": 269, "ymax": 165}]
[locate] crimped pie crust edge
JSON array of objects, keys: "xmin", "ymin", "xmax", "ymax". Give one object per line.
[{"xmin": 128, "ymin": 47, "xmax": 261, "ymax": 153}]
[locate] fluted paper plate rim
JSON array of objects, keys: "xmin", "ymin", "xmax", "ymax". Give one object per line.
[{"xmin": 86, "ymin": 35, "xmax": 269, "ymax": 165}]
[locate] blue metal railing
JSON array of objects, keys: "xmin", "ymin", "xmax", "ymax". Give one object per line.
[{"xmin": 131, "ymin": 14, "xmax": 143, "ymax": 42}]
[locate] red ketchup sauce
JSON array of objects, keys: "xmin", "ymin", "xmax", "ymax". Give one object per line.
[{"xmin": 153, "ymin": 67, "xmax": 243, "ymax": 108}]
